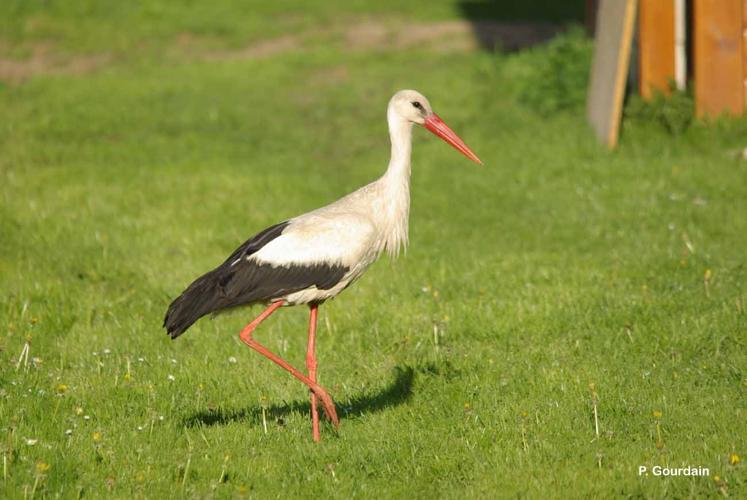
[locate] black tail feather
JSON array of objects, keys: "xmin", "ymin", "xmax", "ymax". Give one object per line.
[{"xmin": 163, "ymin": 269, "xmax": 225, "ymax": 339}]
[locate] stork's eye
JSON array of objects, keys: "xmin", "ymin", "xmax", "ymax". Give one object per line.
[{"xmin": 411, "ymin": 101, "xmax": 423, "ymax": 110}]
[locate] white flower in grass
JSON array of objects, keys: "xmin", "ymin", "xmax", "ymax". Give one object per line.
[
  {"xmin": 26, "ymin": 438, "xmax": 38, "ymax": 446},
  {"xmin": 64, "ymin": 429, "xmax": 73, "ymax": 436},
  {"xmin": 103, "ymin": 348, "xmax": 111, "ymax": 355},
  {"xmin": 167, "ymin": 374, "xmax": 175, "ymax": 381},
  {"xmin": 228, "ymin": 357, "xmax": 237, "ymax": 364}
]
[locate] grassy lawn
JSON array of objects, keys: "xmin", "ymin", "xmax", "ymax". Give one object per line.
[{"xmin": 1, "ymin": 1, "xmax": 745, "ymax": 498}]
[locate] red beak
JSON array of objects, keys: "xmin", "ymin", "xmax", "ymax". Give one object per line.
[{"xmin": 423, "ymin": 114, "xmax": 483, "ymax": 165}]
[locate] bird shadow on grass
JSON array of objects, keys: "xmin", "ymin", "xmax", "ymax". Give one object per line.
[{"xmin": 182, "ymin": 365, "xmax": 416, "ymax": 428}]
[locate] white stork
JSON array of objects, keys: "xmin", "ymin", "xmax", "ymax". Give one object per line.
[{"xmin": 164, "ymin": 89, "xmax": 482, "ymax": 442}]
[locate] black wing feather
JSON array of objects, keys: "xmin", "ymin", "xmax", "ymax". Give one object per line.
[
  {"xmin": 163, "ymin": 221, "xmax": 348, "ymax": 339},
  {"xmin": 220, "ymin": 221, "xmax": 290, "ymax": 266}
]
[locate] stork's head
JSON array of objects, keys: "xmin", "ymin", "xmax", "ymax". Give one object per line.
[{"xmin": 388, "ymin": 89, "xmax": 482, "ymax": 165}]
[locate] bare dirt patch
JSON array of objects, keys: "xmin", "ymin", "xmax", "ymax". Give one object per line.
[
  {"xmin": 0, "ymin": 41, "xmax": 111, "ymax": 84},
  {"xmin": 0, "ymin": 19, "xmax": 561, "ymax": 84},
  {"xmin": 344, "ymin": 19, "xmax": 560, "ymax": 52},
  {"xmin": 172, "ymin": 18, "xmax": 561, "ymax": 64},
  {"xmin": 202, "ymin": 35, "xmax": 300, "ymax": 62}
]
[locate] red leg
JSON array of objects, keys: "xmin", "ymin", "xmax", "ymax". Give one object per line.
[
  {"xmin": 238, "ymin": 301, "xmax": 339, "ymax": 430},
  {"xmin": 306, "ymin": 304, "xmax": 320, "ymax": 442}
]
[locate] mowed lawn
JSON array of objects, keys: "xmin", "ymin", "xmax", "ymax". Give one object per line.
[{"xmin": 1, "ymin": 2, "xmax": 746, "ymax": 498}]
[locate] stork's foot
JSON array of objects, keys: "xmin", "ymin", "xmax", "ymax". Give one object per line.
[{"xmin": 311, "ymin": 386, "xmax": 339, "ymax": 429}]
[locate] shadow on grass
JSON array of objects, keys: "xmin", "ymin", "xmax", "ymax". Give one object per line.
[
  {"xmin": 183, "ymin": 365, "xmax": 415, "ymax": 428},
  {"xmin": 456, "ymin": 0, "xmax": 587, "ymax": 51}
]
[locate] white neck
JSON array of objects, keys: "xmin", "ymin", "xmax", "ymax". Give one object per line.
[
  {"xmin": 385, "ymin": 111, "xmax": 413, "ymax": 180},
  {"xmin": 376, "ymin": 110, "xmax": 413, "ymax": 256}
]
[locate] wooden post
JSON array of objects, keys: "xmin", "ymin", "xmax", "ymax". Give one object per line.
[
  {"xmin": 639, "ymin": 0, "xmax": 676, "ymax": 98},
  {"xmin": 693, "ymin": 0, "xmax": 745, "ymax": 117},
  {"xmin": 587, "ymin": 0, "xmax": 638, "ymax": 148},
  {"xmin": 743, "ymin": 0, "xmax": 747, "ymax": 107}
]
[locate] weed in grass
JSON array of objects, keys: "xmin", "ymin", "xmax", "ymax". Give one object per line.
[
  {"xmin": 624, "ymin": 83, "xmax": 695, "ymax": 135},
  {"xmin": 14, "ymin": 338, "xmax": 31, "ymax": 372},
  {"xmin": 589, "ymin": 383, "xmax": 599, "ymax": 438},
  {"xmin": 29, "ymin": 461, "xmax": 49, "ymax": 498},
  {"xmin": 510, "ymin": 26, "xmax": 593, "ymax": 115},
  {"xmin": 652, "ymin": 410, "xmax": 665, "ymax": 450}
]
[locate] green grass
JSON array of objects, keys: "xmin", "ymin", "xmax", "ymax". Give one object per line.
[{"xmin": 1, "ymin": 2, "xmax": 746, "ymax": 498}]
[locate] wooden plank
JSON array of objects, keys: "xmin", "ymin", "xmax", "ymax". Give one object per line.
[
  {"xmin": 586, "ymin": 0, "xmax": 637, "ymax": 148},
  {"xmin": 694, "ymin": 0, "xmax": 744, "ymax": 117},
  {"xmin": 674, "ymin": 0, "xmax": 686, "ymax": 90},
  {"xmin": 639, "ymin": 0, "xmax": 675, "ymax": 98},
  {"xmin": 743, "ymin": 0, "xmax": 747, "ymax": 107}
]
